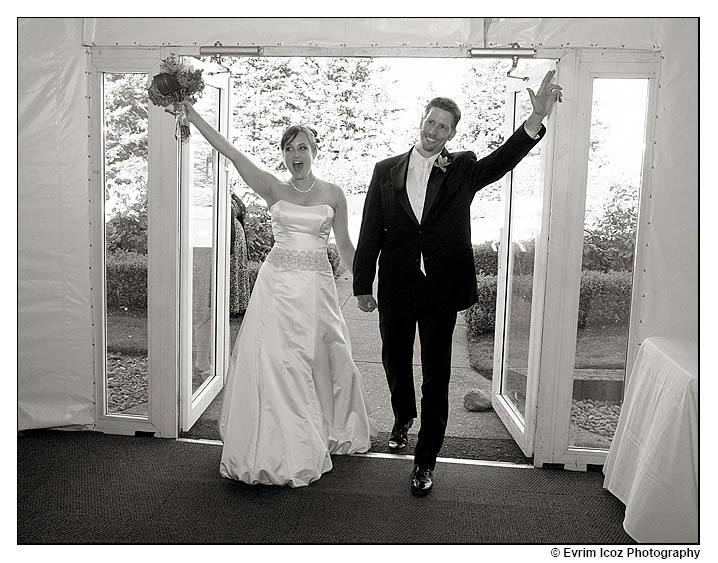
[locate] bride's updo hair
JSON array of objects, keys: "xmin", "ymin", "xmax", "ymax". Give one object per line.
[{"xmin": 280, "ymin": 125, "xmax": 320, "ymax": 156}]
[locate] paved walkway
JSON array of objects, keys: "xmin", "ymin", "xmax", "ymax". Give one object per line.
[{"xmin": 334, "ymin": 271, "xmax": 512, "ymax": 440}]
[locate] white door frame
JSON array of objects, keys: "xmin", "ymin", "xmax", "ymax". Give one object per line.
[
  {"xmin": 491, "ymin": 57, "xmax": 559, "ymax": 457},
  {"xmin": 89, "ymin": 47, "xmax": 180, "ymax": 438},
  {"xmin": 533, "ymin": 49, "xmax": 660, "ymax": 469},
  {"xmin": 177, "ymin": 54, "xmax": 231, "ymax": 431}
]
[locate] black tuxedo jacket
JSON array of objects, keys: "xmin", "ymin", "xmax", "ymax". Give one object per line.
[{"xmin": 353, "ymin": 123, "xmax": 545, "ymax": 313}]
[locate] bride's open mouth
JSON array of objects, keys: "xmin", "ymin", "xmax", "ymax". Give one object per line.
[{"xmin": 292, "ymin": 161, "xmax": 304, "ymax": 173}]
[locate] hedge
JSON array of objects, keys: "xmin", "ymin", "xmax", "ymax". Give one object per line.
[
  {"xmin": 107, "ymin": 243, "xmax": 343, "ymax": 314},
  {"xmin": 463, "ymin": 270, "xmax": 633, "ymax": 339},
  {"xmin": 578, "ymin": 270, "xmax": 633, "ymax": 328},
  {"xmin": 106, "ymin": 251, "xmax": 148, "ymax": 313},
  {"xmin": 473, "ymin": 241, "xmax": 536, "ymax": 276}
]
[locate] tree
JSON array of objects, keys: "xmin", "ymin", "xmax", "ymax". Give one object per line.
[
  {"xmin": 456, "ymin": 60, "xmax": 509, "ymax": 202},
  {"xmin": 103, "ymin": 72, "xmax": 149, "ymax": 254},
  {"xmin": 582, "ymin": 183, "xmax": 639, "ymax": 272},
  {"xmin": 457, "ymin": 60, "xmax": 507, "ymax": 155},
  {"xmin": 227, "ymin": 57, "xmax": 400, "ymax": 194}
]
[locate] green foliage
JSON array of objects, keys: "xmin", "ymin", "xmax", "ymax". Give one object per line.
[
  {"xmin": 108, "ymin": 242, "xmax": 344, "ymax": 316},
  {"xmin": 104, "ymin": 59, "xmax": 515, "ymax": 251},
  {"xmin": 577, "ymin": 270, "xmax": 633, "ymax": 329},
  {"xmin": 243, "ymin": 195, "xmax": 274, "ymax": 262},
  {"xmin": 326, "ymin": 242, "xmax": 341, "ymax": 275},
  {"xmin": 457, "ymin": 60, "xmax": 507, "ymax": 156},
  {"xmin": 464, "ymin": 270, "xmax": 633, "ymax": 338},
  {"xmin": 106, "ymin": 250, "xmax": 148, "ymax": 313},
  {"xmin": 456, "ymin": 60, "xmax": 510, "ymax": 202},
  {"xmin": 472, "ymin": 241, "xmax": 536, "ymax": 277},
  {"xmin": 583, "ymin": 183, "xmax": 639, "ymax": 272},
  {"xmin": 228, "ymin": 57, "xmax": 400, "ymax": 195},
  {"xmin": 463, "ymin": 275, "xmax": 498, "ymax": 337},
  {"xmin": 106, "ymin": 199, "xmax": 148, "ymax": 254},
  {"xmin": 104, "ymin": 73, "xmax": 148, "ymax": 218},
  {"xmin": 473, "ymin": 243, "xmax": 499, "ymax": 275},
  {"xmin": 247, "ymin": 261, "xmax": 262, "ymax": 294}
]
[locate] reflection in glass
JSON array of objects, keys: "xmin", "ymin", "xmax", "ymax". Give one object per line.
[
  {"xmin": 189, "ymin": 85, "xmax": 220, "ymax": 394},
  {"xmin": 103, "ymin": 72, "xmax": 149, "ymax": 417},
  {"xmin": 569, "ymin": 79, "xmax": 648, "ymax": 449},
  {"xmin": 500, "ymin": 90, "xmax": 544, "ymax": 417}
]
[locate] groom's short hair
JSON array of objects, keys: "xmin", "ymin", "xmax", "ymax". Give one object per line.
[{"xmin": 423, "ymin": 97, "xmax": 461, "ymax": 129}]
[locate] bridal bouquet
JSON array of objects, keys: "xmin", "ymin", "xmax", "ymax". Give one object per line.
[{"xmin": 147, "ymin": 53, "xmax": 205, "ymax": 142}]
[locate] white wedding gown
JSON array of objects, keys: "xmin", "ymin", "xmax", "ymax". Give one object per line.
[{"xmin": 218, "ymin": 200, "xmax": 374, "ymax": 487}]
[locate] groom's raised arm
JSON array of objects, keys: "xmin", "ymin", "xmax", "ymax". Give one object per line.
[{"xmin": 353, "ymin": 165, "xmax": 385, "ymax": 298}]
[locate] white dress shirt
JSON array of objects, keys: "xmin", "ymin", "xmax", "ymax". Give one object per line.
[
  {"xmin": 407, "ymin": 147, "xmax": 439, "ymax": 274},
  {"xmin": 405, "ymin": 122, "xmax": 539, "ymax": 275}
]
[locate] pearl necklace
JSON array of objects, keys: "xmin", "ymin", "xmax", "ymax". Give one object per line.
[{"xmin": 289, "ymin": 176, "xmax": 316, "ymax": 193}]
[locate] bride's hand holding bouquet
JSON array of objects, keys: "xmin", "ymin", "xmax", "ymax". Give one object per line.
[{"xmin": 147, "ymin": 53, "xmax": 205, "ymax": 142}]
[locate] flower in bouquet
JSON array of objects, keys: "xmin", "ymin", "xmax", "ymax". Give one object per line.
[{"xmin": 147, "ymin": 53, "xmax": 205, "ymax": 142}]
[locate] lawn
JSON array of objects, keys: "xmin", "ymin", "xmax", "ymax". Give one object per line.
[
  {"xmin": 468, "ymin": 323, "xmax": 629, "ymax": 377},
  {"xmin": 106, "ymin": 312, "xmax": 244, "ymax": 357}
]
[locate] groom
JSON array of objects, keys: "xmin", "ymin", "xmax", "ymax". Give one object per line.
[{"xmin": 353, "ymin": 70, "xmax": 562, "ymax": 497}]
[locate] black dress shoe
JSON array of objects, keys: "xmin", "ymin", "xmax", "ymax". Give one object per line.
[
  {"xmin": 388, "ymin": 419, "xmax": 413, "ymax": 452},
  {"xmin": 410, "ymin": 464, "xmax": 433, "ymax": 497}
]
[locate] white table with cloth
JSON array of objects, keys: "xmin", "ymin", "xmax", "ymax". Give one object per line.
[{"xmin": 603, "ymin": 337, "xmax": 698, "ymax": 543}]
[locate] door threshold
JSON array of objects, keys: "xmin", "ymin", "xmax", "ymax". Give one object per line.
[{"xmin": 176, "ymin": 437, "xmax": 534, "ymax": 468}]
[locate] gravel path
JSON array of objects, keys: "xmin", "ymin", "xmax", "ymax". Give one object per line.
[
  {"xmin": 106, "ymin": 353, "xmax": 148, "ymax": 414},
  {"xmin": 105, "ymin": 352, "xmax": 622, "ymax": 446},
  {"xmin": 571, "ymin": 398, "xmax": 621, "ymax": 439}
]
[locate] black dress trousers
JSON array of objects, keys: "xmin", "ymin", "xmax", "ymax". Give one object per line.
[{"xmin": 378, "ymin": 270, "xmax": 457, "ymax": 469}]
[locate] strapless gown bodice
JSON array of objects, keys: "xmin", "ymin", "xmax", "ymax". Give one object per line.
[
  {"xmin": 265, "ymin": 201, "xmax": 335, "ymax": 273},
  {"xmin": 271, "ymin": 201, "xmax": 333, "ymax": 250}
]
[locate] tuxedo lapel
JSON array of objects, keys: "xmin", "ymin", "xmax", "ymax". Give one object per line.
[
  {"xmin": 420, "ymin": 148, "xmax": 451, "ymax": 224},
  {"xmin": 390, "ymin": 150, "xmax": 418, "ymax": 225}
]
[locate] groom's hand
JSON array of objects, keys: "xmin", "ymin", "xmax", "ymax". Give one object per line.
[
  {"xmin": 356, "ymin": 294, "xmax": 378, "ymax": 313},
  {"xmin": 526, "ymin": 70, "xmax": 562, "ymax": 123}
]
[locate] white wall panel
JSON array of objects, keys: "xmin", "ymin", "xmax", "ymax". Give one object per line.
[
  {"xmin": 486, "ymin": 17, "xmax": 660, "ymax": 49},
  {"xmin": 638, "ymin": 18, "xmax": 698, "ymax": 341},
  {"xmin": 18, "ymin": 17, "xmax": 95, "ymax": 429},
  {"xmin": 86, "ymin": 17, "xmax": 485, "ymax": 48}
]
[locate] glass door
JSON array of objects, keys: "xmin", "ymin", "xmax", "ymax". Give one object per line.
[
  {"xmin": 491, "ymin": 59, "xmax": 556, "ymax": 457},
  {"xmin": 179, "ymin": 58, "xmax": 230, "ymax": 431},
  {"xmin": 568, "ymin": 78, "xmax": 649, "ymax": 450},
  {"xmin": 531, "ymin": 50, "xmax": 659, "ymax": 470},
  {"xmin": 90, "ymin": 48, "xmax": 180, "ymax": 438}
]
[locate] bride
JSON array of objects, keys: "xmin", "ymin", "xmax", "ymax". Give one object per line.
[{"xmin": 175, "ymin": 101, "xmax": 375, "ymax": 487}]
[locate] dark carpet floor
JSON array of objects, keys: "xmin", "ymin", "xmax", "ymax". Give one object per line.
[{"xmin": 18, "ymin": 429, "xmax": 633, "ymax": 544}]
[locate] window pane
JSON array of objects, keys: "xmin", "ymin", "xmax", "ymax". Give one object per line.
[
  {"xmin": 500, "ymin": 90, "xmax": 544, "ymax": 416},
  {"xmin": 569, "ymin": 79, "xmax": 648, "ymax": 449},
  {"xmin": 190, "ymin": 85, "xmax": 220, "ymax": 394},
  {"xmin": 103, "ymin": 72, "xmax": 149, "ymax": 417}
]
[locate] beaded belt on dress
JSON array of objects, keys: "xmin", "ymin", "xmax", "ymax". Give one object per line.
[{"xmin": 266, "ymin": 247, "xmax": 332, "ymax": 272}]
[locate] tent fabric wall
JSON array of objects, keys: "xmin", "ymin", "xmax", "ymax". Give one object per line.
[
  {"xmin": 17, "ymin": 18, "xmax": 698, "ymax": 430},
  {"xmin": 638, "ymin": 18, "xmax": 698, "ymax": 342},
  {"xmin": 18, "ymin": 17, "xmax": 95, "ymax": 429},
  {"xmin": 485, "ymin": 17, "xmax": 660, "ymax": 49},
  {"xmin": 84, "ymin": 17, "xmax": 486, "ymax": 48}
]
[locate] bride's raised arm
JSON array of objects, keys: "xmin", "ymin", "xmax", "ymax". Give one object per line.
[{"xmin": 175, "ymin": 100, "xmax": 282, "ymax": 205}]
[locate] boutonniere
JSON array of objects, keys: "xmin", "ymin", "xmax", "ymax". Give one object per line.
[{"xmin": 434, "ymin": 155, "xmax": 451, "ymax": 173}]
